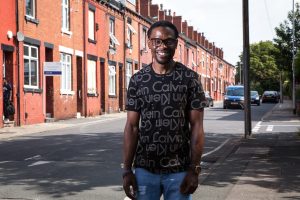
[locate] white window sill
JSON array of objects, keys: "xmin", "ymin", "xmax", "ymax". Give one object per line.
[
  {"xmin": 60, "ymin": 90, "xmax": 75, "ymax": 95},
  {"xmin": 24, "ymin": 86, "xmax": 39, "ymax": 89},
  {"xmin": 61, "ymin": 29, "xmax": 73, "ymax": 36}
]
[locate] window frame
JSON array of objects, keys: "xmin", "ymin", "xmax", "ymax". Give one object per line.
[
  {"xmin": 24, "ymin": 44, "xmax": 39, "ymax": 89},
  {"xmin": 87, "ymin": 59, "xmax": 97, "ymax": 94},
  {"xmin": 126, "ymin": 62, "xmax": 133, "ymax": 89},
  {"xmin": 108, "ymin": 65, "xmax": 116, "ymax": 96},
  {"xmin": 25, "ymin": 0, "xmax": 35, "ymax": 18},
  {"xmin": 88, "ymin": 9, "xmax": 95, "ymax": 41},
  {"xmin": 141, "ymin": 28, "xmax": 147, "ymax": 50},
  {"xmin": 62, "ymin": 0, "xmax": 70, "ymax": 32},
  {"xmin": 60, "ymin": 53, "xmax": 73, "ymax": 94},
  {"xmin": 109, "ymin": 18, "xmax": 116, "ymax": 48}
]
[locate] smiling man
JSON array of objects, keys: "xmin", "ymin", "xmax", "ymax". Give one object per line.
[{"xmin": 123, "ymin": 20, "xmax": 206, "ymax": 200}]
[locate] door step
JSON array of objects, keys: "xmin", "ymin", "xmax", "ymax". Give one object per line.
[
  {"xmin": 3, "ymin": 120, "xmax": 15, "ymax": 127},
  {"xmin": 45, "ymin": 117, "xmax": 55, "ymax": 123}
]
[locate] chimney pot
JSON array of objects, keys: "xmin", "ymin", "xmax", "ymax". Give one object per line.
[
  {"xmin": 160, "ymin": 4, "xmax": 163, "ymax": 10},
  {"xmin": 173, "ymin": 12, "xmax": 176, "ymax": 16},
  {"xmin": 168, "ymin": 9, "xmax": 171, "ymax": 16},
  {"xmin": 164, "ymin": 9, "xmax": 167, "ymax": 15}
]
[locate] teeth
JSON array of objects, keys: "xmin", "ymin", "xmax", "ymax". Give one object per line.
[{"xmin": 157, "ymin": 52, "xmax": 168, "ymax": 56}]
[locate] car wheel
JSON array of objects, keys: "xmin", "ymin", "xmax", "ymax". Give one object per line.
[{"xmin": 257, "ymin": 102, "xmax": 260, "ymax": 106}]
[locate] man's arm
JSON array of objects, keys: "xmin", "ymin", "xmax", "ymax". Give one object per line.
[
  {"xmin": 189, "ymin": 108, "xmax": 204, "ymax": 168},
  {"xmin": 180, "ymin": 108, "xmax": 204, "ymax": 194},
  {"xmin": 123, "ymin": 111, "xmax": 140, "ymax": 199}
]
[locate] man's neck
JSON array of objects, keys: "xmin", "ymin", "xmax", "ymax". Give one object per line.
[{"xmin": 152, "ymin": 60, "xmax": 175, "ymax": 75}]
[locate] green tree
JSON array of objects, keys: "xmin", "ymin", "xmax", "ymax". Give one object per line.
[
  {"xmin": 250, "ymin": 41, "xmax": 280, "ymax": 92},
  {"xmin": 273, "ymin": 3, "xmax": 300, "ymax": 73},
  {"xmin": 238, "ymin": 41, "xmax": 280, "ymax": 93}
]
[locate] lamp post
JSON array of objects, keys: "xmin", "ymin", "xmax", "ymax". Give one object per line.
[
  {"xmin": 243, "ymin": 0, "xmax": 252, "ymax": 138},
  {"xmin": 292, "ymin": 0, "xmax": 296, "ymax": 113}
]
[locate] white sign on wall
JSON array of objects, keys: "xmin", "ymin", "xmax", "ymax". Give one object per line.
[{"xmin": 44, "ymin": 62, "xmax": 62, "ymax": 76}]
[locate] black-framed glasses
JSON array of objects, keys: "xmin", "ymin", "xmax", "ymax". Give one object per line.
[{"xmin": 150, "ymin": 38, "xmax": 178, "ymax": 47}]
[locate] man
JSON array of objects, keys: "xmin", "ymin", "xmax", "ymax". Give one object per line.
[
  {"xmin": 123, "ymin": 20, "xmax": 206, "ymax": 200},
  {"xmin": 3, "ymin": 78, "xmax": 12, "ymax": 122}
]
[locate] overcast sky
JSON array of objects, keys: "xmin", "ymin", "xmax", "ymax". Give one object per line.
[{"xmin": 151, "ymin": 0, "xmax": 294, "ymax": 65}]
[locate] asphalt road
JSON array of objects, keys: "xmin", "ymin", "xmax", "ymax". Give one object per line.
[{"xmin": 0, "ymin": 102, "xmax": 278, "ymax": 200}]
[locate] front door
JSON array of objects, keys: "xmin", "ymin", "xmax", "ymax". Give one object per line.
[{"xmin": 76, "ymin": 56, "xmax": 83, "ymax": 116}]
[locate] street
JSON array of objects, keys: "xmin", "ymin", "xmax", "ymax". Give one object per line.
[{"xmin": 0, "ymin": 102, "xmax": 298, "ymax": 200}]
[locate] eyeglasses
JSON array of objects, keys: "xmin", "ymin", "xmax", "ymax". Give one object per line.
[{"xmin": 150, "ymin": 38, "xmax": 178, "ymax": 47}]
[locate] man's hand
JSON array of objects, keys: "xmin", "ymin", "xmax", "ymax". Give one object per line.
[
  {"xmin": 180, "ymin": 171, "xmax": 199, "ymax": 194},
  {"xmin": 123, "ymin": 172, "xmax": 138, "ymax": 200}
]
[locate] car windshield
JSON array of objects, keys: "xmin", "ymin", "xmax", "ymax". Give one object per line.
[
  {"xmin": 226, "ymin": 88, "xmax": 244, "ymax": 96},
  {"xmin": 264, "ymin": 91, "xmax": 276, "ymax": 95},
  {"xmin": 251, "ymin": 91, "xmax": 258, "ymax": 96}
]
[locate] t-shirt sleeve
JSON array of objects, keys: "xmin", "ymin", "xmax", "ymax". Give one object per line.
[
  {"xmin": 126, "ymin": 75, "xmax": 141, "ymax": 112},
  {"xmin": 187, "ymin": 74, "xmax": 206, "ymax": 110}
]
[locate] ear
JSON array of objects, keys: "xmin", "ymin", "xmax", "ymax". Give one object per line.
[{"xmin": 147, "ymin": 39, "xmax": 153, "ymax": 49}]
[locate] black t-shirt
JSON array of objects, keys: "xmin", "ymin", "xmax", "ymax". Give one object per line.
[{"xmin": 126, "ymin": 62, "xmax": 206, "ymax": 173}]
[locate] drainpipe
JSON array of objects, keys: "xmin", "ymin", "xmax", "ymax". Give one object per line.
[
  {"xmin": 16, "ymin": 0, "xmax": 21, "ymax": 126},
  {"xmin": 123, "ymin": 4, "xmax": 126, "ymax": 111},
  {"xmin": 83, "ymin": 0, "xmax": 87, "ymax": 117}
]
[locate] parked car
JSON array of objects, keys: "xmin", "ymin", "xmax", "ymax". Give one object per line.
[
  {"xmin": 262, "ymin": 91, "xmax": 279, "ymax": 103},
  {"xmin": 223, "ymin": 85, "xmax": 244, "ymax": 109},
  {"xmin": 205, "ymin": 91, "xmax": 214, "ymax": 107},
  {"xmin": 251, "ymin": 90, "xmax": 260, "ymax": 106}
]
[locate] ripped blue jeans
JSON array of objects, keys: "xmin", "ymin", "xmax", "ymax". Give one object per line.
[{"xmin": 135, "ymin": 168, "xmax": 192, "ymax": 200}]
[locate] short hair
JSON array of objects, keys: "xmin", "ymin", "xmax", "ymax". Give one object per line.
[{"xmin": 147, "ymin": 20, "xmax": 179, "ymax": 39}]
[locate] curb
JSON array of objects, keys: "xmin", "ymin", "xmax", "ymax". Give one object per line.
[
  {"xmin": 261, "ymin": 102, "xmax": 280, "ymax": 122},
  {"xmin": 0, "ymin": 113, "xmax": 127, "ymax": 140},
  {"xmin": 199, "ymin": 137, "xmax": 241, "ymax": 184}
]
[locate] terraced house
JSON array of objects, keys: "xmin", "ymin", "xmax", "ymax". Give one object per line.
[{"xmin": 0, "ymin": 0, "xmax": 235, "ymax": 128}]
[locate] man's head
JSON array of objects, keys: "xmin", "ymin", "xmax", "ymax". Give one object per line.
[{"xmin": 147, "ymin": 20, "xmax": 179, "ymax": 65}]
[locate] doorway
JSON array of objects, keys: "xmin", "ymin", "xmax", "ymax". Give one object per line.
[
  {"xmin": 45, "ymin": 48, "xmax": 54, "ymax": 118},
  {"xmin": 3, "ymin": 51, "xmax": 14, "ymax": 122},
  {"xmin": 76, "ymin": 56, "xmax": 83, "ymax": 115}
]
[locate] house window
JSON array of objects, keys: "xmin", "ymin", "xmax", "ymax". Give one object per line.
[
  {"xmin": 60, "ymin": 53, "xmax": 72, "ymax": 92},
  {"xmin": 24, "ymin": 44, "xmax": 39, "ymax": 88},
  {"xmin": 192, "ymin": 51, "xmax": 196, "ymax": 67},
  {"xmin": 186, "ymin": 48, "xmax": 189, "ymax": 66},
  {"xmin": 109, "ymin": 18, "xmax": 120, "ymax": 48},
  {"xmin": 87, "ymin": 60, "xmax": 96, "ymax": 94},
  {"xmin": 127, "ymin": 0, "xmax": 136, "ymax": 5},
  {"xmin": 202, "ymin": 54, "xmax": 205, "ymax": 68},
  {"xmin": 126, "ymin": 62, "xmax": 133, "ymax": 89},
  {"xmin": 26, "ymin": 0, "xmax": 35, "ymax": 18},
  {"xmin": 141, "ymin": 28, "xmax": 147, "ymax": 50},
  {"xmin": 62, "ymin": 0, "xmax": 70, "ymax": 31},
  {"xmin": 88, "ymin": 9, "xmax": 95, "ymax": 41},
  {"xmin": 109, "ymin": 65, "xmax": 116, "ymax": 95},
  {"xmin": 179, "ymin": 44, "xmax": 182, "ymax": 62},
  {"xmin": 127, "ymin": 22, "xmax": 136, "ymax": 48}
]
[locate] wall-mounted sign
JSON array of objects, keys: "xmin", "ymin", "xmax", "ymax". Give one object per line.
[{"xmin": 44, "ymin": 62, "xmax": 62, "ymax": 76}]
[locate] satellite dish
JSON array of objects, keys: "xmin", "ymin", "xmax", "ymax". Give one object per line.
[{"xmin": 16, "ymin": 31, "xmax": 24, "ymax": 42}]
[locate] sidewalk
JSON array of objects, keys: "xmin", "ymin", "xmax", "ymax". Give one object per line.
[
  {"xmin": 196, "ymin": 100, "xmax": 300, "ymax": 199},
  {"xmin": 0, "ymin": 112, "xmax": 127, "ymax": 140}
]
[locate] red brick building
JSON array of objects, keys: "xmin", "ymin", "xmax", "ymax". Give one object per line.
[
  {"xmin": 17, "ymin": 0, "xmax": 84, "ymax": 125},
  {"xmin": 0, "ymin": 0, "xmax": 235, "ymax": 128},
  {"xmin": 0, "ymin": 0, "xmax": 18, "ymax": 127}
]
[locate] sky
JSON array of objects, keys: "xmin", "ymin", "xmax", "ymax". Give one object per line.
[{"xmin": 151, "ymin": 0, "xmax": 295, "ymax": 65}]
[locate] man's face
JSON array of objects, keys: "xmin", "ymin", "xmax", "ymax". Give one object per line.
[{"xmin": 148, "ymin": 26, "xmax": 178, "ymax": 65}]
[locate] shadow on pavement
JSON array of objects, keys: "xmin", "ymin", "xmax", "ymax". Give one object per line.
[{"xmin": 0, "ymin": 132, "xmax": 123, "ymax": 198}]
